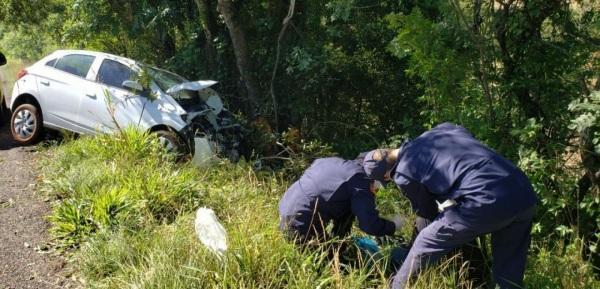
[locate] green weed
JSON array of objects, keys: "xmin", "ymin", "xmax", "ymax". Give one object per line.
[{"xmin": 41, "ymin": 128, "xmax": 204, "ymax": 248}]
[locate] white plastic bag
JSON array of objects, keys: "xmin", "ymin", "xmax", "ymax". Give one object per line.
[{"xmin": 194, "ymin": 207, "xmax": 227, "ymax": 256}]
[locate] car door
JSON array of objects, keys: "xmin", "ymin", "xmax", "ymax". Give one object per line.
[
  {"xmin": 81, "ymin": 58, "xmax": 145, "ymax": 133},
  {"xmin": 37, "ymin": 54, "xmax": 96, "ymax": 133}
]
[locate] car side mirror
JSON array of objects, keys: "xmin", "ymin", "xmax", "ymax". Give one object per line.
[
  {"xmin": 122, "ymin": 80, "xmax": 143, "ymax": 92},
  {"xmin": 0, "ymin": 53, "xmax": 6, "ymax": 66}
]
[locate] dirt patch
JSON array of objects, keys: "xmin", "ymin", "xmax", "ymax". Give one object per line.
[{"xmin": 0, "ymin": 122, "xmax": 74, "ymax": 288}]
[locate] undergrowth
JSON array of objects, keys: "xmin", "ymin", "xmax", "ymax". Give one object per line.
[{"xmin": 39, "ymin": 129, "xmax": 599, "ymax": 288}]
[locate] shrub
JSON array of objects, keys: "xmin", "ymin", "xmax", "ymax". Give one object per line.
[{"xmin": 40, "ymin": 128, "xmax": 204, "ymax": 248}]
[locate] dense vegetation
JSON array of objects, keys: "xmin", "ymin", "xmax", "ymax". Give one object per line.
[{"xmin": 0, "ymin": 0, "xmax": 598, "ymax": 287}]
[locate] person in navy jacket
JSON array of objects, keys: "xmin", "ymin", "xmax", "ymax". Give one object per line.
[
  {"xmin": 362, "ymin": 123, "xmax": 537, "ymax": 289},
  {"xmin": 278, "ymin": 157, "xmax": 403, "ymax": 244}
]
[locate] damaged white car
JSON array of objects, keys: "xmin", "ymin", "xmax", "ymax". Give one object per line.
[{"xmin": 9, "ymin": 50, "xmax": 241, "ymax": 161}]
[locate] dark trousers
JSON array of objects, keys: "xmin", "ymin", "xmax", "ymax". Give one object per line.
[
  {"xmin": 414, "ymin": 216, "xmax": 487, "ymax": 288},
  {"xmin": 392, "ymin": 206, "xmax": 535, "ymax": 289},
  {"xmin": 279, "ymin": 212, "xmax": 353, "ymax": 243},
  {"xmin": 279, "ymin": 213, "xmax": 354, "ymax": 261}
]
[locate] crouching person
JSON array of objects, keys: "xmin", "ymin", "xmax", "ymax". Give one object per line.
[
  {"xmin": 278, "ymin": 157, "xmax": 403, "ymax": 247},
  {"xmin": 362, "ymin": 123, "xmax": 537, "ymax": 289}
]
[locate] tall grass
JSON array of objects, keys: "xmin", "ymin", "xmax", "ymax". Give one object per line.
[
  {"xmin": 40, "ymin": 128, "xmax": 205, "ymax": 248},
  {"xmin": 39, "ymin": 129, "xmax": 599, "ymax": 288}
]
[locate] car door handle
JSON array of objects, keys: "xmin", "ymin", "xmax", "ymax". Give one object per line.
[
  {"xmin": 86, "ymin": 93, "xmax": 97, "ymax": 99},
  {"xmin": 40, "ymin": 80, "xmax": 50, "ymax": 86}
]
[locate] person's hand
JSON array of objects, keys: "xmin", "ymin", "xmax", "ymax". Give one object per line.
[
  {"xmin": 391, "ymin": 214, "xmax": 406, "ymax": 231},
  {"xmin": 369, "ymin": 180, "xmax": 383, "ymax": 194}
]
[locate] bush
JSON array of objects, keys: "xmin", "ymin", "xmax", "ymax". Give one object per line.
[{"xmin": 41, "ymin": 128, "xmax": 205, "ymax": 248}]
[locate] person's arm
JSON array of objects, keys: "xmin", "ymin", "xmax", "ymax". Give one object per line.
[
  {"xmin": 347, "ymin": 175, "xmax": 396, "ymax": 236},
  {"xmin": 395, "ymin": 174, "xmax": 438, "ymax": 221}
]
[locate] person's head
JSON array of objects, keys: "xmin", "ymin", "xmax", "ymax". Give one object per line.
[
  {"xmin": 363, "ymin": 149, "xmax": 396, "ymax": 186},
  {"xmin": 0, "ymin": 52, "xmax": 6, "ymax": 66}
]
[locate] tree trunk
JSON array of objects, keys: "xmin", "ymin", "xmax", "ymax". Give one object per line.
[
  {"xmin": 194, "ymin": 0, "xmax": 218, "ymax": 76},
  {"xmin": 495, "ymin": 1, "xmax": 538, "ymax": 119},
  {"xmin": 217, "ymin": 0, "xmax": 259, "ymax": 116},
  {"xmin": 495, "ymin": 0, "xmax": 563, "ymax": 120}
]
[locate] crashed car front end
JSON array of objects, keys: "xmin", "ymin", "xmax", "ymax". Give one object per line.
[
  {"xmin": 150, "ymin": 70, "xmax": 242, "ymax": 163},
  {"xmin": 184, "ymin": 108, "xmax": 242, "ymax": 162}
]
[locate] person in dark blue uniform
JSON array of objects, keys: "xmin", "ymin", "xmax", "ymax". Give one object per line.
[
  {"xmin": 278, "ymin": 157, "xmax": 404, "ymax": 244},
  {"xmin": 362, "ymin": 122, "xmax": 537, "ymax": 289}
]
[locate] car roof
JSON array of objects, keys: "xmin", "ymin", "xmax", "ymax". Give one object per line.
[{"xmin": 49, "ymin": 50, "xmax": 137, "ymax": 66}]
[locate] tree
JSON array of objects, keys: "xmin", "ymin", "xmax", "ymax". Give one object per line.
[
  {"xmin": 0, "ymin": 0, "xmax": 49, "ymax": 24},
  {"xmin": 194, "ymin": 0, "xmax": 219, "ymax": 76},
  {"xmin": 217, "ymin": 0, "xmax": 259, "ymax": 116}
]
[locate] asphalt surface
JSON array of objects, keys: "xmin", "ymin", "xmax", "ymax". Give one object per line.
[{"xmin": 0, "ymin": 114, "xmax": 73, "ymax": 288}]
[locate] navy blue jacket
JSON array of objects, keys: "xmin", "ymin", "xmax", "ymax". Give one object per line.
[
  {"xmin": 279, "ymin": 157, "xmax": 396, "ymax": 240},
  {"xmin": 393, "ymin": 123, "xmax": 537, "ymax": 222}
]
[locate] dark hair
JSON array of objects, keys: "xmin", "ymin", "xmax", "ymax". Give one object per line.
[{"xmin": 372, "ymin": 149, "xmax": 395, "ymax": 169}]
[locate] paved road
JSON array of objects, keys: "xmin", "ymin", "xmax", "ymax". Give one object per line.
[{"xmin": 0, "ymin": 118, "xmax": 73, "ymax": 288}]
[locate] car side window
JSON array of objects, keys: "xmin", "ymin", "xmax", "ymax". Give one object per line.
[
  {"xmin": 54, "ymin": 54, "xmax": 95, "ymax": 78},
  {"xmin": 97, "ymin": 59, "xmax": 136, "ymax": 90},
  {"xmin": 46, "ymin": 58, "xmax": 57, "ymax": 67}
]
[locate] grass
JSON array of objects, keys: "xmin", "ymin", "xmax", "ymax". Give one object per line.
[
  {"xmin": 38, "ymin": 128, "xmax": 599, "ymax": 288},
  {"xmin": 40, "ymin": 128, "xmax": 205, "ymax": 248}
]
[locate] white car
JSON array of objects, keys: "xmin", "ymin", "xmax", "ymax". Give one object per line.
[{"xmin": 9, "ymin": 50, "xmax": 240, "ymax": 159}]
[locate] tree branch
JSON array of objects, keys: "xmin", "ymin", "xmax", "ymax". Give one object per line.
[{"xmin": 270, "ymin": 0, "xmax": 296, "ymax": 132}]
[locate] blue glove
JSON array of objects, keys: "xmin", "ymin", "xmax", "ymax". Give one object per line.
[{"xmin": 353, "ymin": 236, "xmax": 380, "ymax": 255}]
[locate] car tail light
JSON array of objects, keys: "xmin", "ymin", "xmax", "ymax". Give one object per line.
[{"xmin": 17, "ymin": 69, "xmax": 27, "ymax": 80}]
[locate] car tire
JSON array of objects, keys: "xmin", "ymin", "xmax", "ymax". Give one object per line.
[
  {"xmin": 10, "ymin": 103, "xmax": 43, "ymax": 145},
  {"xmin": 154, "ymin": 129, "xmax": 185, "ymax": 155}
]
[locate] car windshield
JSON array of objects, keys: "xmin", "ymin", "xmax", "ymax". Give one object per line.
[
  {"xmin": 146, "ymin": 67, "xmax": 188, "ymax": 90},
  {"xmin": 146, "ymin": 66, "xmax": 203, "ymax": 109}
]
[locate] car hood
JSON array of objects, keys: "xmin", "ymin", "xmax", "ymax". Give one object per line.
[
  {"xmin": 163, "ymin": 80, "xmax": 224, "ymax": 117},
  {"xmin": 166, "ymin": 80, "xmax": 218, "ymax": 94}
]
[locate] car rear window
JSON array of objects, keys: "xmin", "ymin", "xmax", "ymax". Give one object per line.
[
  {"xmin": 97, "ymin": 59, "xmax": 136, "ymax": 90},
  {"xmin": 54, "ymin": 54, "xmax": 95, "ymax": 78}
]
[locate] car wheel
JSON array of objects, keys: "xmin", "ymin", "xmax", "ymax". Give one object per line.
[
  {"xmin": 154, "ymin": 130, "xmax": 185, "ymax": 155},
  {"xmin": 10, "ymin": 103, "xmax": 43, "ymax": 145}
]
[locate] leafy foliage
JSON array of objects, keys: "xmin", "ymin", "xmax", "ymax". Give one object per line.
[{"xmin": 570, "ymin": 91, "xmax": 600, "ymax": 154}]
